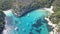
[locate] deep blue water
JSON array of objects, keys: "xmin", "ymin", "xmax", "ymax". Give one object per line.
[{"xmin": 5, "ymin": 9, "xmax": 49, "ymax": 34}]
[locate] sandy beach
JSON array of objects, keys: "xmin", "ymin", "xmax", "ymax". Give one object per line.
[
  {"xmin": 3, "ymin": 9, "xmax": 12, "ymax": 15},
  {"xmin": 44, "ymin": 6, "xmax": 54, "ymax": 14}
]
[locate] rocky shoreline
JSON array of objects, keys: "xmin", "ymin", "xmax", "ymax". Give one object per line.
[
  {"xmin": 12, "ymin": 0, "xmax": 55, "ymax": 17},
  {"xmin": 0, "ymin": 12, "xmax": 5, "ymax": 34}
]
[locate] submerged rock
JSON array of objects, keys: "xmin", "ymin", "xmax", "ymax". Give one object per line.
[
  {"xmin": 29, "ymin": 31, "xmax": 33, "ymax": 34},
  {"xmin": 32, "ymin": 19, "xmax": 43, "ymax": 28},
  {"xmin": 30, "ymin": 18, "xmax": 43, "ymax": 34}
]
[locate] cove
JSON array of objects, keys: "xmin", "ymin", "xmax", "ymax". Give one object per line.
[{"xmin": 3, "ymin": 9, "xmax": 49, "ymax": 34}]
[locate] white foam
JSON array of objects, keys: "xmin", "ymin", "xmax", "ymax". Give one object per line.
[
  {"xmin": 3, "ymin": 9, "xmax": 13, "ymax": 16},
  {"xmin": 45, "ymin": 17, "xmax": 56, "ymax": 27},
  {"xmin": 44, "ymin": 6, "xmax": 54, "ymax": 13}
]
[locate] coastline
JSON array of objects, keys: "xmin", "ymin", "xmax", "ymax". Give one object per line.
[
  {"xmin": 3, "ymin": 6, "xmax": 55, "ymax": 34},
  {"xmin": 3, "ymin": 9, "xmax": 13, "ymax": 16},
  {"xmin": 3, "ymin": 8, "xmax": 50, "ymax": 34},
  {"xmin": 44, "ymin": 6, "xmax": 55, "ymax": 27},
  {"xmin": 44, "ymin": 6, "xmax": 57, "ymax": 34}
]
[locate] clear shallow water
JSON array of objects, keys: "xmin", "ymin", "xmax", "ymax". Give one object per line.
[{"xmin": 4, "ymin": 9, "xmax": 49, "ymax": 34}]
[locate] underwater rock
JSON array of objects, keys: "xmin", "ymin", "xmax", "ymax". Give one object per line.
[
  {"xmin": 32, "ymin": 19, "xmax": 43, "ymax": 28},
  {"xmin": 35, "ymin": 29, "xmax": 41, "ymax": 33},
  {"xmin": 29, "ymin": 31, "xmax": 33, "ymax": 34},
  {"xmin": 30, "ymin": 18, "xmax": 43, "ymax": 34}
]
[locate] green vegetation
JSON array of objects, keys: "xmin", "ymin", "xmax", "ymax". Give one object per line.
[
  {"xmin": 49, "ymin": 0, "xmax": 60, "ymax": 24},
  {"xmin": 11, "ymin": 0, "xmax": 52, "ymax": 16},
  {"xmin": 0, "ymin": 11, "xmax": 5, "ymax": 33},
  {"xmin": 49, "ymin": 0, "xmax": 60, "ymax": 32},
  {"xmin": 0, "ymin": 0, "xmax": 6, "ymax": 33},
  {"xmin": 0, "ymin": 0, "xmax": 12, "ymax": 11}
]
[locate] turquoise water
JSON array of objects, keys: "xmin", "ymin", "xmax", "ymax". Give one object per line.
[{"xmin": 5, "ymin": 9, "xmax": 49, "ymax": 34}]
